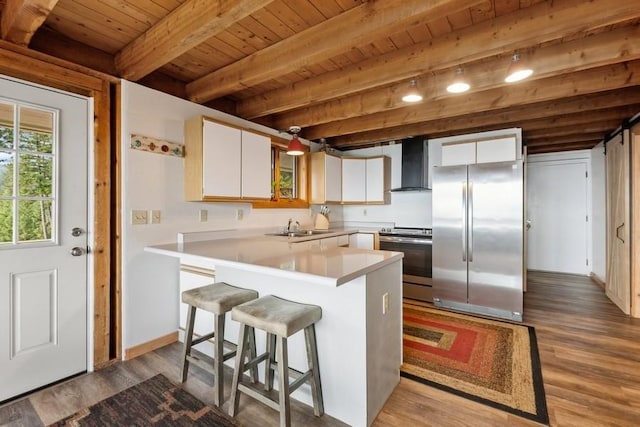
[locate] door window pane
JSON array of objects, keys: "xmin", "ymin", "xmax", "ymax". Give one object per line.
[
  {"xmin": 18, "ymin": 154, "xmax": 53, "ymax": 197},
  {"xmin": 0, "ymin": 151, "xmax": 13, "ymax": 196},
  {"xmin": 0, "ymin": 200, "xmax": 12, "ymax": 243},
  {"xmin": 0, "ymin": 101, "xmax": 56, "ymax": 246},
  {"xmin": 0, "ymin": 103, "xmax": 14, "ymax": 149},
  {"xmin": 18, "ymin": 199, "xmax": 53, "ymax": 242},
  {"xmin": 19, "ymin": 107, "xmax": 53, "ymax": 153}
]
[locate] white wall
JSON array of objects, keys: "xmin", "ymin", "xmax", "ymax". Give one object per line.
[
  {"xmin": 340, "ymin": 144, "xmax": 432, "ymax": 228},
  {"xmin": 590, "ymin": 142, "xmax": 606, "ymax": 280},
  {"xmin": 120, "ymin": 81, "xmax": 315, "ymax": 354}
]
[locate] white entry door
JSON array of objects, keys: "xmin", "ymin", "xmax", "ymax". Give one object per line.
[
  {"xmin": 527, "ymin": 160, "xmax": 589, "ymax": 274},
  {"xmin": 0, "ymin": 76, "xmax": 89, "ymax": 402}
]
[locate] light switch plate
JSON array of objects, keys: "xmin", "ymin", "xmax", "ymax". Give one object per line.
[
  {"xmin": 236, "ymin": 209, "xmax": 244, "ymax": 220},
  {"xmin": 199, "ymin": 209, "xmax": 208, "ymax": 222},
  {"xmin": 131, "ymin": 210, "xmax": 147, "ymax": 225},
  {"xmin": 150, "ymin": 210, "xmax": 161, "ymax": 224}
]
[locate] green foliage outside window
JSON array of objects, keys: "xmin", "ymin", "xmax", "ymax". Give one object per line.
[{"xmin": 0, "ymin": 124, "xmax": 54, "ymax": 244}]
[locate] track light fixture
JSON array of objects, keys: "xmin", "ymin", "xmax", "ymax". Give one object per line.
[
  {"xmin": 446, "ymin": 67, "xmax": 470, "ymax": 93},
  {"xmin": 401, "ymin": 79, "xmax": 423, "ymax": 103},
  {"xmin": 505, "ymin": 51, "xmax": 533, "ymax": 83}
]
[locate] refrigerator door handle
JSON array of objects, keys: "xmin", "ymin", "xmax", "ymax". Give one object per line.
[
  {"xmin": 468, "ymin": 181, "xmax": 473, "ymax": 262},
  {"xmin": 462, "ymin": 181, "xmax": 467, "ymax": 262}
]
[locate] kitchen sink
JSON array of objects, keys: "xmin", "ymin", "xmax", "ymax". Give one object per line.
[{"xmin": 265, "ymin": 229, "xmax": 332, "ymax": 237}]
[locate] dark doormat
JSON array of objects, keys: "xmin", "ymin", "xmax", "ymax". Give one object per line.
[{"xmin": 48, "ymin": 374, "xmax": 238, "ymax": 426}]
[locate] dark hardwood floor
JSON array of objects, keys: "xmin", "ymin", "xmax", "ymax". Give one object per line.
[{"xmin": 2, "ymin": 271, "xmax": 640, "ymax": 426}]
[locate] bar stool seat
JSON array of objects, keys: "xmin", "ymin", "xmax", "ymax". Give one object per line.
[
  {"xmin": 181, "ymin": 282, "xmax": 258, "ymax": 407},
  {"xmin": 229, "ymin": 295, "xmax": 323, "ymax": 427}
]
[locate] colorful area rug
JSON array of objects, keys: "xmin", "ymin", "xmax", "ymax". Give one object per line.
[
  {"xmin": 401, "ymin": 303, "xmax": 549, "ymax": 425},
  {"xmin": 48, "ymin": 374, "xmax": 238, "ymax": 426}
]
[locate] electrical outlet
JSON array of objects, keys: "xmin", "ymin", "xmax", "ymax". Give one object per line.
[
  {"xmin": 382, "ymin": 292, "xmax": 389, "ymax": 314},
  {"xmin": 199, "ymin": 209, "xmax": 208, "ymax": 222},
  {"xmin": 150, "ymin": 210, "xmax": 161, "ymax": 224},
  {"xmin": 131, "ymin": 210, "xmax": 147, "ymax": 225},
  {"xmin": 363, "ymin": 208, "xmax": 367, "ymax": 216},
  {"xmin": 236, "ymin": 208, "xmax": 244, "ymax": 220}
]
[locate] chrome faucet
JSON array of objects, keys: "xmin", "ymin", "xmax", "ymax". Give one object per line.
[{"xmin": 286, "ymin": 218, "xmax": 300, "ymax": 232}]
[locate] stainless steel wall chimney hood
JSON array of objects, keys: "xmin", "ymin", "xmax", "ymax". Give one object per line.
[{"xmin": 390, "ymin": 136, "xmax": 430, "ymax": 191}]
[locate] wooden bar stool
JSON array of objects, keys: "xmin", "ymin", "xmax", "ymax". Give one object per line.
[
  {"xmin": 181, "ymin": 282, "xmax": 259, "ymax": 406},
  {"xmin": 228, "ymin": 295, "xmax": 323, "ymax": 427}
]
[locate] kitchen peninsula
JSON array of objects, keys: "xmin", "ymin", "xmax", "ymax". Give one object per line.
[{"xmin": 145, "ymin": 231, "xmax": 403, "ymax": 427}]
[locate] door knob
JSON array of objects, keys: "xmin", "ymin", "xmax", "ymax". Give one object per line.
[
  {"xmin": 526, "ymin": 220, "xmax": 532, "ymax": 230},
  {"xmin": 70, "ymin": 247, "xmax": 85, "ymax": 256},
  {"xmin": 71, "ymin": 227, "xmax": 84, "ymax": 237}
]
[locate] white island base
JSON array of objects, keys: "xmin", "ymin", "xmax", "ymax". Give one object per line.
[{"xmin": 215, "ymin": 260, "xmax": 402, "ymax": 427}]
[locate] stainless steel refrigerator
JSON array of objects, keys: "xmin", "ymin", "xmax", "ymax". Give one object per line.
[{"xmin": 432, "ymin": 160, "xmax": 524, "ymax": 321}]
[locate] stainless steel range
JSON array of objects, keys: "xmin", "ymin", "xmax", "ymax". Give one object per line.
[{"xmin": 378, "ymin": 227, "xmax": 432, "ymax": 302}]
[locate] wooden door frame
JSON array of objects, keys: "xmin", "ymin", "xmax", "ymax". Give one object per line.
[
  {"xmin": 0, "ymin": 41, "xmax": 118, "ymax": 368},
  {"xmin": 631, "ymin": 124, "xmax": 640, "ymax": 318}
]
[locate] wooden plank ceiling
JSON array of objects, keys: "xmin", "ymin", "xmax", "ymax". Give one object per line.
[{"xmin": 2, "ymin": 0, "xmax": 639, "ymax": 153}]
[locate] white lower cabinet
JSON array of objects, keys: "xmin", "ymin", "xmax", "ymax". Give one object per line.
[
  {"xmin": 349, "ymin": 233, "xmax": 376, "ymax": 249},
  {"xmin": 179, "ymin": 265, "xmax": 216, "ymax": 339}
]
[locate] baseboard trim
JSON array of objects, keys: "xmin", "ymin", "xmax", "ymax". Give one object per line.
[
  {"xmin": 590, "ymin": 273, "xmax": 606, "ymax": 289},
  {"xmin": 124, "ymin": 331, "xmax": 178, "ymax": 361}
]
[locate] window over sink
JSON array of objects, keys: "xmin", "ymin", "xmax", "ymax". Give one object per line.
[{"xmin": 252, "ymin": 143, "xmax": 309, "ymax": 209}]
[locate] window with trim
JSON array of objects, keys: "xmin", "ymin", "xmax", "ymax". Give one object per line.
[
  {"xmin": 253, "ymin": 143, "xmax": 308, "ymax": 208},
  {"xmin": 0, "ymin": 101, "xmax": 57, "ymax": 246}
]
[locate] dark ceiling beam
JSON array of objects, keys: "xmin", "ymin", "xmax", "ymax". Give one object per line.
[
  {"xmin": 1, "ymin": 0, "xmax": 58, "ymax": 45},
  {"xmin": 525, "ymin": 132, "xmax": 606, "ymax": 146},
  {"xmin": 236, "ymin": 0, "xmax": 639, "ymax": 120},
  {"xmin": 186, "ymin": 0, "xmax": 480, "ymax": 103}
]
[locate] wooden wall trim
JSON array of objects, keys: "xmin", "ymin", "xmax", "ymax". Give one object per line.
[
  {"xmin": 92, "ymin": 80, "xmax": 112, "ymax": 368},
  {"xmin": 0, "ymin": 44, "xmax": 114, "ymax": 367},
  {"xmin": 112, "ymin": 82, "xmax": 123, "ymax": 361},
  {"xmin": 124, "ymin": 332, "xmax": 178, "ymax": 361}
]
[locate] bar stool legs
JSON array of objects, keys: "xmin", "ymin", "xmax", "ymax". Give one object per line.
[
  {"xmin": 228, "ymin": 295, "xmax": 323, "ymax": 427},
  {"xmin": 180, "ymin": 282, "xmax": 258, "ymax": 407}
]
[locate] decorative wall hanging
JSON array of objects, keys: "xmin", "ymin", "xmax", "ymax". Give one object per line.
[{"xmin": 130, "ymin": 134, "xmax": 184, "ymax": 157}]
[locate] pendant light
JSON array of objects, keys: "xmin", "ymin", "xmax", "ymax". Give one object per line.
[
  {"xmin": 505, "ymin": 51, "xmax": 533, "ymax": 83},
  {"xmin": 401, "ymin": 79, "xmax": 423, "ymax": 103},
  {"xmin": 446, "ymin": 67, "xmax": 470, "ymax": 93},
  {"xmin": 286, "ymin": 125, "xmax": 304, "ymax": 156}
]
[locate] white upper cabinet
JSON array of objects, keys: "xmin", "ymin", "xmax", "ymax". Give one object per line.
[
  {"xmin": 312, "ymin": 153, "xmax": 389, "ymax": 204},
  {"xmin": 366, "ymin": 156, "xmax": 390, "ymax": 203},
  {"xmin": 476, "ymin": 137, "xmax": 517, "ymax": 164},
  {"xmin": 310, "ymin": 152, "xmax": 342, "ymax": 204},
  {"xmin": 430, "ymin": 129, "xmax": 522, "ymax": 169},
  {"xmin": 342, "ymin": 157, "xmax": 367, "ymax": 203},
  {"xmin": 441, "ymin": 141, "xmax": 476, "ymax": 166},
  {"xmin": 184, "ymin": 116, "xmax": 271, "ymax": 201},
  {"xmin": 241, "ymin": 130, "xmax": 271, "ymax": 199},
  {"xmin": 202, "ymin": 120, "xmax": 242, "ymax": 197}
]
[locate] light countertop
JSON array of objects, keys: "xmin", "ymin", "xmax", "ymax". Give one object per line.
[{"xmin": 145, "ymin": 233, "xmax": 402, "ymax": 286}]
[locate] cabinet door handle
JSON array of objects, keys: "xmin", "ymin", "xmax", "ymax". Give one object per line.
[{"xmin": 616, "ymin": 223, "xmax": 625, "ymax": 243}]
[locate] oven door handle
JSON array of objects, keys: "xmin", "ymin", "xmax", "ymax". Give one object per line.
[{"xmin": 379, "ymin": 236, "xmax": 433, "ymax": 245}]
